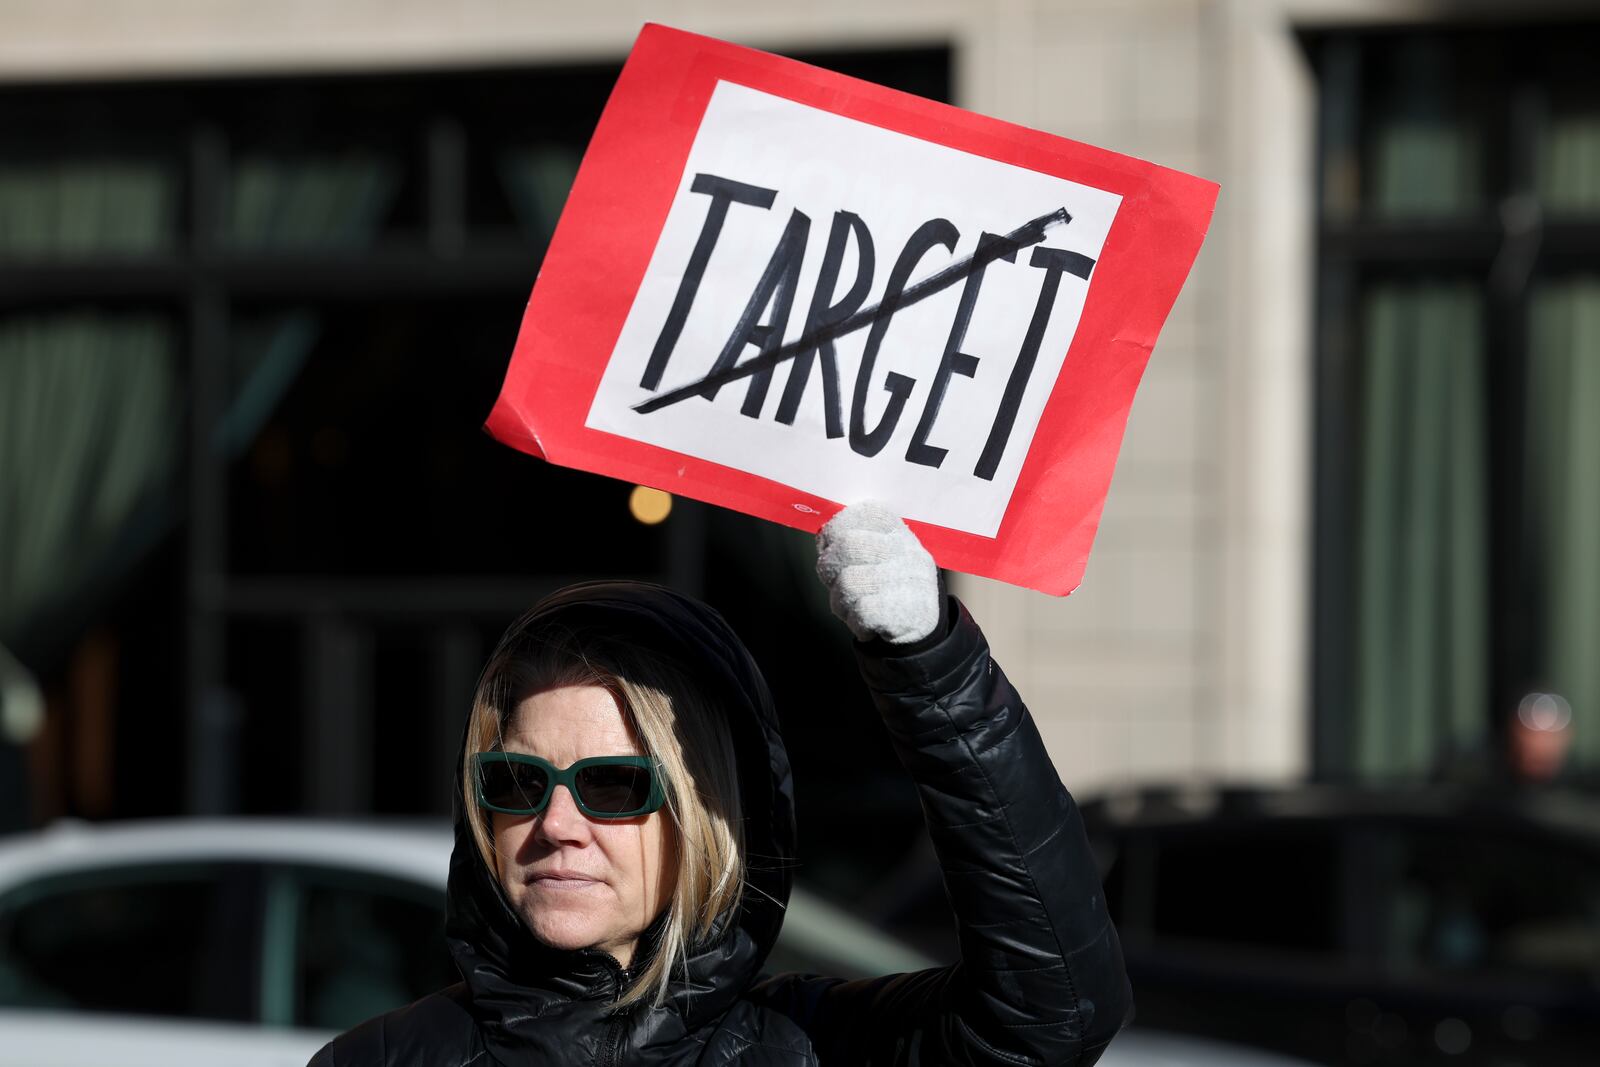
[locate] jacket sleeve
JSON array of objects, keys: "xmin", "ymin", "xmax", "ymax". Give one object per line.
[{"xmin": 754, "ymin": 595, "xmax": 1133, "ymax": 1066}]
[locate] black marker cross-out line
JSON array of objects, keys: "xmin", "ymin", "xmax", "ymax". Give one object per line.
[{"xmin": 632, "ymin": 206, "xmax": 1076, "ymax": 416}]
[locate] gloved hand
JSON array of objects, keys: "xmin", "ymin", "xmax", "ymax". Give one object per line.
[{"xmin": 815, "ymin": 502, "xmax": 941, "ymax": 645}]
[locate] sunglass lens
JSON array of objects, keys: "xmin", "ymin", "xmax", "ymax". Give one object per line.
[
  {"xmin": 480, "ymin": 759, "xmax": 550, "ymax": 812},
  {"xmin": 575, "ymin": 763, "xmax": 654, "ymax": 815}
]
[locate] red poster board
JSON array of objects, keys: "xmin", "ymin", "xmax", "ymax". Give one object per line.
[{"xmin": 486, "ymin": 23, "xmax": 1218, "ymax": 595}]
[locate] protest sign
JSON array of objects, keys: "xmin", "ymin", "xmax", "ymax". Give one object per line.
[{"xmin": 486, "ymin": 23, "xmax": 1218, "ymax": 595}]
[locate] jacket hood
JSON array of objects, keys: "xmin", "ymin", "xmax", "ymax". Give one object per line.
[{"xmin": 444, "ymin": 580, "xmax": 797, "ymax": 1052}]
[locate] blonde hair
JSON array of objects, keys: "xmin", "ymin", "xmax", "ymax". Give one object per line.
[{"xmin": 462, "ymin": 624, "xmax": 745, "ymax": 1009}]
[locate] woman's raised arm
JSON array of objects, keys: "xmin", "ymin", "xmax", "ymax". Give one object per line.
[{"xmin": 749, "ymin": 504, "xmax": 1132, "ymax": 1066}]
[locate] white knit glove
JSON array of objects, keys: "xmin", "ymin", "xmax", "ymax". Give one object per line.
[{"xmin": 815, "ymin": 502, "xmax": 941, "ymax": 645}]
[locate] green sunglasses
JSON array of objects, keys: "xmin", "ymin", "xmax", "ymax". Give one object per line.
[{"xmin": 474, "ymin": 752, "xmax": 667, "ymax": 819}]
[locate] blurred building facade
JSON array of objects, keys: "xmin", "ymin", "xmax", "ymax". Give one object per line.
[{"xmin": 1, "ymin": 0, "xmax": 1597, "ymax": 833}]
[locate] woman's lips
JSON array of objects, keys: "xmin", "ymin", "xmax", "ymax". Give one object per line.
[{"xmin": 527, "ymin": 872, "xmax": 603, "ymax": 890}]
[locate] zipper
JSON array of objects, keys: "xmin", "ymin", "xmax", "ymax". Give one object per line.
[
  {"xmin": 597, "ymin": 1013, "xmax": 625, "ymax": 1067},
  {"xmin": 595, "ymin": 956, "xmax": 629, "ymax": 1067}
]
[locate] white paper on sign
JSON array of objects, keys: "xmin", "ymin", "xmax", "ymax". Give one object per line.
[{"xmin": 586, "ymin": 80, "xmax": 1121, "ymax": 537}]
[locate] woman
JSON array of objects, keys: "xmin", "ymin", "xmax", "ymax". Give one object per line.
[{"xmin": 312, "ymin": 503, "xmax": 1131, "ymax": 1065}]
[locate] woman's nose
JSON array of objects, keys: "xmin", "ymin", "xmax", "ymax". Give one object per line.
[{"xmin": 534, "ymin": 783, "xmax": 593, "ymax": 844}]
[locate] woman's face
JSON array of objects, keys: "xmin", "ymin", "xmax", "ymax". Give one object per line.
[{"xmin": 492, "ymin": 684, "xmax": 676, "ymax": 968}]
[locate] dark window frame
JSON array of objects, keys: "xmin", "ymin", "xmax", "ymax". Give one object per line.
[
  {"xmin": 0, "ymin": 49, "xmax": 957, "ymax": 858},
  {"xmin": 1307, "ymin": 23, "xmax": 1600, "ymax": 777}
]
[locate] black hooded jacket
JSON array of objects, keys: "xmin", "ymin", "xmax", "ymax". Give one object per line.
[{"xmin": 311, "ymin": 582, "xmax": 1131, "ymax": 1066}]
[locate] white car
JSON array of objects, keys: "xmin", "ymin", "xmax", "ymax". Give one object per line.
[{"xmin": 0, "ymin": 820, "xmax": 1312, "ymax": 1067}]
